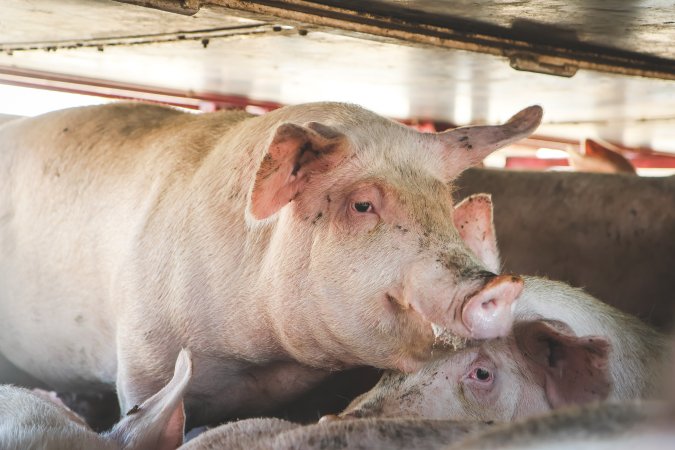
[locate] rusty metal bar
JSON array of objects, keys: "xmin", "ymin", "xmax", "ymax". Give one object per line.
[{"xmin": 0, "ymin": 23, "xmax": 295, "ymax": 54}]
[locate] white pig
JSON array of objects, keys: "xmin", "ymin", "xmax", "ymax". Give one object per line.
[
  {"xmin": 0, "ymin": 102, "xmax": 541, "ymax": 425},
  {"xmin": 0, "ymin": 349, "xmax": 191, "ymax": 450},
  {"xmin": 337, "ymin": 194, "xmax": 668, "ymax": 422}
]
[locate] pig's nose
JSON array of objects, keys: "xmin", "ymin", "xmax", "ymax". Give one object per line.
[{"xmin": 461, "ymin": 274, "xmax": 523, "ymax": 339}]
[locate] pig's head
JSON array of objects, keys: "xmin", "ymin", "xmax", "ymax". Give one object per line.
[
  {"xmin": 335, "ymin": 319, "xmax": 611, "ymax": 422},
  {"xmin": 246, "ymin": 104, "xmax": 541, "ymax": 371}
]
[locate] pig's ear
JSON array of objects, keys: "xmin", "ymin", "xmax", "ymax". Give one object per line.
[
  {"xmin": 249, "ymin": 122, "xmax": 347, "ymax": 220},
  {"xmin": 105, "ymin": 349, "xmax": 192, "ymax": 450},
  {"xmin": 434, "ymin": 106, "xmax": 542, "ymax": 181},
  {"xmin": 453, "ymin": 193, "xmax": 501, "ymax": 273},
  {"xmin": 515, "ymin": 321, "xmax": 611, "ymax": 409}
]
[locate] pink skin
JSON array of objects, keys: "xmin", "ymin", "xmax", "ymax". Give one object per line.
[
  {"xmin": 452, "ymin": 194, "xmax": 522, "ymax": 339},
  {"xmin": 462, "ymin": 274, "xmax": 523, "ymax": 339}
]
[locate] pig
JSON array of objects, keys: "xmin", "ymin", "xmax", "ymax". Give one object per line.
[
  {"xmin": 454, "ymin": 168, "xmax": 675, "ymax": 330},
  {"xmin": 0, "ymin": 102, "xmax": 541, "ymax": 426},
  {"xmin": 336, "ymin": 194, "xmax": 669, "ymax": 422},
  {"xmin": 181, "ymin": 417, "xmax": 489, "ymax": 450},
  {"xmin": 0, "ymin": 349, "xmax": 191, "ymax": 450},
  {"xmin": 451, "ymin": 400, "xmax": 675, "ymax": 450}
]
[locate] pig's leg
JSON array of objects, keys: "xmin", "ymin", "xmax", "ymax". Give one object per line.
[{"xmin": 113, "ymin": 300, "xmax": 187, "ymax": 416}]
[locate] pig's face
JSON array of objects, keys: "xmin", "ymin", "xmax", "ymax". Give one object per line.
[
  {"xmin": 338, "ymin": 320, "xmax": 611, "ymax": 422},
  {"xmin": 247, "ymin": 105, "xmax": 541, "ymax": 371}
]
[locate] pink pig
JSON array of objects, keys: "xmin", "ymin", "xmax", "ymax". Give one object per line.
[{"xmin": 0, "ymin": 102, "xmax": 540, "ymax": 425}]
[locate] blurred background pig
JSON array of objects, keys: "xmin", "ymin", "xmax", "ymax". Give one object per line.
[
  {"xmin": 0, "ymin": 350, "xmax": 191, "ymax": 450},
  {"xmin": 455, "ymin": 169, "xmax": 675, "ymax": 331}
]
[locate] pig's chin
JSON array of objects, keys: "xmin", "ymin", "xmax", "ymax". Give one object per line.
[{"xmin": 430, "ymin": 322, "xmax": 468, "ymax": 351}]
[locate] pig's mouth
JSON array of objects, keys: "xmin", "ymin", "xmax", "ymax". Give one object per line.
[{"xmin": 386, "ymin": 290, "xmax": 470, "ymax": 351}]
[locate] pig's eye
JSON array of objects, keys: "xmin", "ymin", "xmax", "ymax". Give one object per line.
[
  {"xmin": 470, "ymin": 367, "xmax": 493, "ymax": 382},
  {"xmin": 352, "ymin": 201, "xmax": 373, "ymax": 213}
]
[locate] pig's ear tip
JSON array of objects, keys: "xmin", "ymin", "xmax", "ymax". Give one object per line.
[
  {"xmin": 512, "ymin": 105, "xmax": 543, "ymax": 122},
  {"xmin": 527, "ymin": 105, "xmax": 544, "ymax": 121},
  {"xmin": 505, "ymin": 105, "xmax": 543, "ymax": 134}
]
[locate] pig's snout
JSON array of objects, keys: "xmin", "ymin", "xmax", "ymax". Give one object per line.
[{"xmin": 462, "ymin": 274, "xmax": 523, "ymax": 339}]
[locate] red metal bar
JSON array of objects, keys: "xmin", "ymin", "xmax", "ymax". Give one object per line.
[{"xmin": 0, "ymin": 65, "xmax": 283, "ymax": 112}]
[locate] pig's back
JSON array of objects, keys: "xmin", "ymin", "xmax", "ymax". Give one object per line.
[{"xmin": 0, "ymin": 103, "xmax": 247, "ymax": 387}]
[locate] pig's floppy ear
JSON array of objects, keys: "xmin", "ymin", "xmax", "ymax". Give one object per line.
[
  {"xmin": 106, "ymin": 349, "xmax": 192, "ymax": 450},
  {"xmin": 433, "ymin": 105, "xmax": 542, "ymax": 181},
  {"xmin": 249, "ymin": 121, "xmax": 347, "ymax": 220},
  {"xmin": 453, "ymin": 193, "xmax": 501, "ymax": 273},
  {"xmin": 514, "ymin": 321, "xmax": 611, "ymax": 409}
]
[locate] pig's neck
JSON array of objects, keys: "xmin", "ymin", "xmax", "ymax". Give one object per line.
[
  {"xmin": 163, "ymin": 120, "xmax": 350, "ymax": 370},
  {"xmin": 250, "ymin": 213, "xmax": 357, "ymax": 369},
  {"xmin": 515, "ymin": 276, "xmax": 669, "ymax": 400}
]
